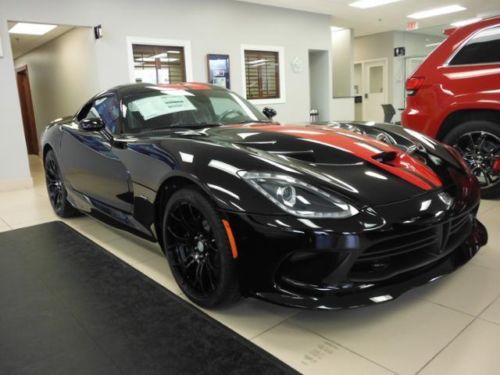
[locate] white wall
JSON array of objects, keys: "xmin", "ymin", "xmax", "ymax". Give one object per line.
[
  {"xmin": 392, "ymin": 31, "xmax": 445, "ymax": 119},
  {"xmin": 353, "ymin": 32, "xmax": 394, "ymax": 103},
  {"xmin": 331, "ymin": 28, "xmax": 353, "ymax": 98},
  {"xmin": 309, "ymin": 50, "xmax": 330, "ymax": 122},
  {"xmin": 0, "ymin": 0, "xmax": 332, "ymax": 186},
  {"xmin": 354, "ymin": 30, "xmax": 445, "ymax": 121},
  {"xmin": 15, "ymin": 27, "xmax": 99, "ymax": 141}
]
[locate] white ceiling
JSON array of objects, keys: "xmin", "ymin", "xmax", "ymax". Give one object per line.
[
  {"xmin": 8, "ymin": 21, "xmax": 74, "ymax": 59},
  {"xmin": 236, "ymin": 0, "xmax": 500, "ymax": 36}
]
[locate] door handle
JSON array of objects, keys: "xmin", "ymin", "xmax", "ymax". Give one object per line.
[{"xmin": 364, "ymin": 93, "xmax": 368, "ymax": 99}]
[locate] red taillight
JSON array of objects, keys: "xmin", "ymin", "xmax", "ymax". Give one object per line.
[{"xmin": 406, "ymin": 77, "xmax": 425, "ymax": 96}]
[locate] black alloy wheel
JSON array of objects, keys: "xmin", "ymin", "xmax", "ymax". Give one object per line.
[
  {"xmin": 444, "ymin": 120, "xmax": 500, "ymax": 199},
  {"xmin": 454, "ymin": 131, "xmax": 499, "ymax": 188},
  {"xmin": 162, "ymin": 188, "xmax": 240, "ymax": 308},
  {"xmin": 44, "ymin": 150, "xmax": 80, "ymax": 217}
]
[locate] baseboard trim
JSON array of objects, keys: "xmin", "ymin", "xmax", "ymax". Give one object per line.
[{"xmin": 0, "ymin": 177, "xmax": 34, "ymax": 192}]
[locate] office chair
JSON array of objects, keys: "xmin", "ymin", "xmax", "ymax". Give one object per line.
[{"xmin": 381, "ymin": 104, "xmax": 396, "ymax": 123}]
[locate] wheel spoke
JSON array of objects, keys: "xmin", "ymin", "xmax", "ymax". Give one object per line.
[
  {"xmin": 165, "ymin": 200, "xmax": 221, "ymax": 296},
  {"xmin": 457, "ymin": 131, "xmax": 500, "ymax": 189},
  {"xmin": 166, "ymin": 225, "xmax": 189, "ymax": 242}
]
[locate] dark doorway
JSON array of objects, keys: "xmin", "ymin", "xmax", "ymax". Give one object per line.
[{"xmin": 15, "ymin": 66, "xmax": 39, "ymax": 155}]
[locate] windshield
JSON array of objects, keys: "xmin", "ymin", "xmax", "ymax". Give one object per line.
[{"xmin": 123, "ymin": 87, "xmax": 269, "ymax": 132}]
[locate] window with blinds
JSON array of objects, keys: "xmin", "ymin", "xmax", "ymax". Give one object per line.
[
  {"xmin": 244, "ymin": 50, "xmax": 280, "ymax": 100},
  {"xmin": 132, "ymin": 44, "xmax": 186, "ymax": 85}
]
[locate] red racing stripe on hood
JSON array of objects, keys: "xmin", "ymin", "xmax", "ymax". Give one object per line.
[{"xmin": 237, "ymin": 124, "xmax": 442, "ymax": 191}]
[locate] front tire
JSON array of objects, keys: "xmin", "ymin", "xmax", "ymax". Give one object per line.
[
  {"xmin": 443, "ymin": 120, "xmax": 500, "ymax": 199},
  {"xmin": 162, "ymin": 187, "xmax": 240, "ymax": 308},
  {"xmin": 44, "ymin": 150, "xmax": 81, "ymax": 217}
]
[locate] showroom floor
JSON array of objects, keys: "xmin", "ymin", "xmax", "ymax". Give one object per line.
[{"xmin": 1, "ymin": 155, "xmax": 500, "ymax": 375}]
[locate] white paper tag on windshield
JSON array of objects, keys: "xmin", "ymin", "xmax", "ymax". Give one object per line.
[{"xmin": 130, "ymin": 95, "xmax": 196, "ymax": 121}]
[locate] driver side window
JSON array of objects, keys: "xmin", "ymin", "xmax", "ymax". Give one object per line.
[
  {"xmin": 209, "ymin": 96, "xmax": 245, "ymax": 122},
  {"xmin": 80, "ymin": 95, "xmax": 121, "ymax": 134}
]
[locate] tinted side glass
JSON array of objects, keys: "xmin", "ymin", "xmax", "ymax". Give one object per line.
[
  {"xmin": 83, "ymin": 96, "xmax": 121, "ymax": 134},
  {"xmin": 450, "ymin": 26, "xmax": 500, "ymax": 65}
]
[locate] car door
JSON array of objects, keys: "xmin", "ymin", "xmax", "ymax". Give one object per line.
[{"xmin": 60, "ymin": 94, "xmax": 133, "ymax": 214}]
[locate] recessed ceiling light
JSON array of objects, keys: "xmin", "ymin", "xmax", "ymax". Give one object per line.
[
  {"xmin": 451, "ymin": 17, "xmax": 482, "ymax": 27},
  {"xmin": 408, "ymin": 5, "xmax": 466, "ymax": 19},
  {"xmin": 349, "ymin": 0, "xmax": 401, "ymax": 9},
  {"xmin": 9, "ymin": 22, "xmax": 56, "ymax": 35}
]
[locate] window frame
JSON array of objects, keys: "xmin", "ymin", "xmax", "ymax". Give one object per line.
[
  {"xmin": 240, "ymin": 44, "xmax": 286, "ymax": 105},
  {"xmin": 445, "ymin": 24, "xmax": 500, "ymax": 67},
  {"xmin": 126, "ymin": 36, "xmax": 193, "ymax": 84}
]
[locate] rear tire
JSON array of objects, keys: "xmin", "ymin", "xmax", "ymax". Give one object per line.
[
  {"xmin": 162, "ymin": 187, "xmax": 240, "ymax": 308},
  {"xmin": 44, "ymin": 150, "xmax": 81, "ymax": 217},
  {"xmin": 443, "ymin": 120, "xmax": 500, "ymax": 199}
]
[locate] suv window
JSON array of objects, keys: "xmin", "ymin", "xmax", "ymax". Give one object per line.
[
  {"xmin": 449, "ymin": 26, "xmax": 500, "ymax": 65},
  {"xmin": 79, "ymin": 95, "xmax": 121, "ymax": 134}
]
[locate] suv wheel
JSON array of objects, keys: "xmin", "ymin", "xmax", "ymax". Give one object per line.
[{"xmin": 443, "ymin": 120, "xmax": 500, "ymax": 199}]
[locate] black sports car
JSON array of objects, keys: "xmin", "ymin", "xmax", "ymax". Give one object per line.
[{"xmin": 42, "ymin": 83, "xmax": 487, "ymax": 309}]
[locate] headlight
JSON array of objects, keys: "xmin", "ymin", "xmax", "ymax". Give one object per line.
[{"xmin": 238, "ymin": 171, "xmax": 359, "ymax": 218}]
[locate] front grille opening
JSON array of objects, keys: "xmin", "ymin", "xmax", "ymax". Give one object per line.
[
  {"xmin": 277, "ymin": 251, "xmax": 348, "ymax": 290},
  {"xmin": 350, "ymin": 209, "xmax": 475, "ymax": 283}
]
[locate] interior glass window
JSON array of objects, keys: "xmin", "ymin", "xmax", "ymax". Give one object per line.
[
  {"xmin": 244, "ymin": 50, "xmax": 280, "ymax": 100},
  {"xmin": 132, "ymin": 44, "xmax": 186, "ymax": 84}
]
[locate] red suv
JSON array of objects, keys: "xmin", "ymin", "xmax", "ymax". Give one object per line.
[{"xmin": 403, "ymin": 17, "xmax": 500, "ymax": 198}]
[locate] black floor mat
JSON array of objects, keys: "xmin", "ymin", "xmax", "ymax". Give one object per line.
[{"xmin": 0, "ymin": 221, "xmax": 297, "ymax": 375}]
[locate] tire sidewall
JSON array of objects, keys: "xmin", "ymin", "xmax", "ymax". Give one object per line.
[
  {"xmin": 162, "ymin": 187, "xmax": 239, "ymax": 308},
  {"xmin": 44, "ymin": 150, "xmax": 79, "ymax": 217},
  {"xmin": 443, "ymin": 120, "xmax": 500, "ymax": 199}
]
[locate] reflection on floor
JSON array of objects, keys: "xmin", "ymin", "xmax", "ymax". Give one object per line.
[{"xmin": 1, "ymin": 155, "xmax": 500, "ymax": 374}]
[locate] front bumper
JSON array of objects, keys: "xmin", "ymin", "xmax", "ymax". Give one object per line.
[{"xmin": 225, "ymin": 202, "xmax": 487, "ymax": 310}]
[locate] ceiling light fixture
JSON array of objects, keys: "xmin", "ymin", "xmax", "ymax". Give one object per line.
[
  {"xmin": 408, "ymin": 5, "xmax": 466, "ymax": 19},
  {"xmin": 9, "ymin": 22, "xmax": 56, "ymax": 35},
  {"xmin": 451, "ymin": 17, "xmax": 482, "ymax": 27},
  {"xmin": 349, "ymin": 0, "xmax": 401, "ymax": 9}
]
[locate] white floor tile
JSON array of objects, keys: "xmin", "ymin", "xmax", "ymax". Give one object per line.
[
  {"xmin": 68, "ymin": 219, "xmax": 123, "ymax": 244},
  {"xmin": 252, "ymin": 321, "xmax": 393, "ymax": 375},
  {"xmin": 480, "ymin": 296, "xmax": 500, "ymax": 325},
  {"xmin": 411, "ymin": 263, "xmax": 500, "ymax": 316},
  {"xmin": 0, "ymin": 218, "xmax": 11, "ymax": 233},
  {"xmin": 477, "ymin": 199, "xmax": 500, "ymax": 217},
  {"xmin": 199, "ymin": 299, "xmax": 298, "ymax": 340},
  {"xmin": 420, "ymin": 319, "xmax": 500, "ymax": 375},
  {"xmin": 290, "ymin": 295, "xmax": 473, "ymax": 375}
]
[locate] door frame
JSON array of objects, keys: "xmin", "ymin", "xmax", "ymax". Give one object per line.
[
  {"xmin": 15, "ymin": 65, "xmax": 39, "ymax": 155},
  {"xmin": 353, "ymin": 58, "xmax": 388, "ymax": 121}
]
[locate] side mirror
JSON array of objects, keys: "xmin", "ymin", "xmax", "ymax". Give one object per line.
[
  {"xmin": 79, "ymin": 118, "xmax": 105, "ymax": 131},
  {"xmin": 263, "ymin": 107, "xmax": 277, "ymax": 120}
]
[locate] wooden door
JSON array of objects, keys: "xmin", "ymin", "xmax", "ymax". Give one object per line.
[{"xmin": 16, "ymin": 66, "xmax": 39, "ymax": 155}]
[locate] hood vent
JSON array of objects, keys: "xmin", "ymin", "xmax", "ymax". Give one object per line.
[{"xmin": 268, "ymin": 150, "xmax": 316, "ymax": 162}]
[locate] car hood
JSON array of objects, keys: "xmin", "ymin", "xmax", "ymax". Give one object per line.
[{"xmin": 135, "ymin": 122, "xmax": 463, "ymax": 206}]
